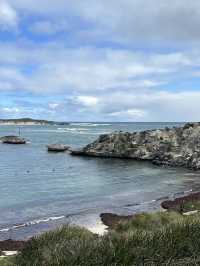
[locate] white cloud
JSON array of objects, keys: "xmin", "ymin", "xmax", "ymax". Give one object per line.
[
  {"xmin": 75, "ymin": 96, "xmax": 99, "ymax": 107},
  {"xmin": 48, "ymin": 103, "xmax": 60, "ymax": 110},
  {"xmin": 0, "ymin": 1, "xmax": 18, "ymax": 29},
  {"xmin": 1, "ymin": 1, "xmax": 200, "ymax": 121},
  {"xmin": 100, "ymin": 90, "xmax": 200, "ymax": 122},
  {"xmin": 0, "ymin": 41, "xmax": 196, "ymax": 96},
  {"xmin": 109, "ymin": 109, "xmax": 146, "ymax": 119},
  {"xmin": 8, "ymin": 0, "xmax": 200, "ymax": 43},
  {"xmin": 1, "ymin": 40, "xmax": 200, "ymax": 120},
  {"xmin": 2, "ymin": 107, "xmax": 20, "ymax": 113}
]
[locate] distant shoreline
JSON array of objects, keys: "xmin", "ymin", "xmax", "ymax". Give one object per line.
[
  {"xmin": 0, "ymin": 118, "xmax": 69, "ymax": 126},
  {"xmin": 0, "ymin": 122, "xmax": 55, "ymax": 126}
]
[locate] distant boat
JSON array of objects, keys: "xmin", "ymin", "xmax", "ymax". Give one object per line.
[
  {"xmin": 1, "ymin": 136, "xmax": 26, "ymax": 144},
  {"xmin": 47, "ymin": 144, "xmax": 70, "ymax": 152}
]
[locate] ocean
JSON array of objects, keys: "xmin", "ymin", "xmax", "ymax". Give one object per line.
[{"xmin": 0, "ymin": 122, "xmax": 200, "ymax": 240}]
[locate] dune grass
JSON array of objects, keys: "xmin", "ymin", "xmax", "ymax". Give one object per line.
[
  {"xmin": 10, "ymin": 211, "xmax": 200, "ymax": 266},
  {"xmin": 114, "ymin": 211, "xmax": 183, "ymax": 233}
]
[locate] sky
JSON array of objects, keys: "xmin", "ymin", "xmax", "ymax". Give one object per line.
[{"xmin": 1, "ymin": 1, "xmax": 200, "ymax": 121}]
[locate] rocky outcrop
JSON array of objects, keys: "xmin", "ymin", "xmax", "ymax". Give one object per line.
[
  {"xmin": 71, "ymin": 123, "xmax": 200, "ymax": 170},
  {"xmin": 47, "ymin": 144, "xmax": 70, "ymax": 152},
  {"xmin": 1, "ymin": 136, "xmax": 26, "ymax": 144}
]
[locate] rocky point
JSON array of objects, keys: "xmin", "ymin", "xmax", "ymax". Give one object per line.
[{"xmin": 71, "ymin": 123, "xmax": 200, "ymax": 170}]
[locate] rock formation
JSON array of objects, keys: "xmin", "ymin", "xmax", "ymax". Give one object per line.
[
  {"xmin": 47, "ymin": 144, "xmax": 70, "ymax": 152},
  {"xmin": 1, "ymin": 136, "xmax": 26, "ymax": 144},
  {"xmin": 71, "ymin": 123, "xmax": 200, "ymax": 170}
]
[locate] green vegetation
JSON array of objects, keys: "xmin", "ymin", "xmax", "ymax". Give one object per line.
[
  {"xmin": 114, "ymin": 211, "xmax": 182, "ymax": 232},
  {"xmin": 0, "ymin": 257, "xmax": 14, "ymax": 266},
  {"xmin": 181, "ymin": 200, "xmax": 200, "ymax": 213},
  {"xmin": 2, "ymin": 211, "xmax": 198, "ymax": 266}
]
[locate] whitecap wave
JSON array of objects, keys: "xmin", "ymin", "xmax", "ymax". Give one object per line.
[
  {"xmin": 58, "ymin": 128, "xmax": 89, "ymax": 132},
  {"xmin": 69, "ymin": 123, "xmax": 111, "ymax": 127},
  {"xmin": 57, "ymin": 127, "xmax": 110, "ymax": 135},
  {"xmin": 0, "ymin": 215, "xmax": 65, "ymax": 233}
]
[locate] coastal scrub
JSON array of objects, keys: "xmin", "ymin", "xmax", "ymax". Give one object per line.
[{"xmin": 13, "ymin": 212, "xmax": 200, "ymax": 266}]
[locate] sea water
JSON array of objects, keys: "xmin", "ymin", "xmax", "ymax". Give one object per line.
[{"xmin": 0, "ymin": 122, "xmax": 199, "ymax": 240}]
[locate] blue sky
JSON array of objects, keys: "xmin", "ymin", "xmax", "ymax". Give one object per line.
[{"xmin": 1, "ymin": 0, "xmax": 200, "ymax": 121}]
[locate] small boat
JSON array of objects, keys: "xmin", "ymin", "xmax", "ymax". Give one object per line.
[
  {"xmin": 47, "ymin": 144, "xmax": 70, "ymax": 152},
  {"xmin": 1, "ymin": 136, "xmax": 26, "ymax": 144}
]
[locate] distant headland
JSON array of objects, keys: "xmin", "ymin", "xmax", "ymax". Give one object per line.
[{"xmin": 0, "ymin": 118, "xmax": 69, "ymax": 126}]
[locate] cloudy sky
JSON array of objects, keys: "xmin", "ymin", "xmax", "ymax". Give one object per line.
[{"xmin": 1, "ymin": 1, "xmax": 200, "ymax": 121}]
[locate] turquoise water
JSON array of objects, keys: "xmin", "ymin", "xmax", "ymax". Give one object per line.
[{"xmin": 0, "ymin": 122, "xmax": 200, "ymax": 240}]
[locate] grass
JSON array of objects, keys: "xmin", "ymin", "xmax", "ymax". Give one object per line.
[
  {"xmin": 0, "ymin": 257, "xmax": 14, "ymax": 266},
  {"xmin": 181, "ymin": 200, "xmax": 200, "ymax": 212},
  {"xmin": 6, "ymin": 211, "xmax": 200, "ymax": 266},
  {"xmin": 114, "ymin": 211, "xmax": 182, "ymax": 232}
]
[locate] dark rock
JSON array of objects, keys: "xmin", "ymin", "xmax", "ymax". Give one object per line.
[
  {"xmin": 161, "ymin": 192, "xmax": 200, "ymax": 212},
  {"xmin": 0, "ymin": 239, "xmax": 26, "ymax": 251},
  {"xmin": 1, "ymin": 136, "xmax": 26, "ymax": 144},
  {"xmin": 47, "ymin": 144, "xmax": 69, "ymax": 152},
  {"xmin": 70, "ymin": 149, "xmax": 86, "ymax": 155},
  {"xmin": 70, "ymin": 122, "xmax": 200, "ymax": 170},
  {"xmin": 100, "ymin": 213, "xmax": 133, "ymax": 229}
]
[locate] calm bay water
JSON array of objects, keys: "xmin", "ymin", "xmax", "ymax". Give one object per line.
[{"xmin": 0, "ymin": 122, "xmax": 200, "ymax": 240}]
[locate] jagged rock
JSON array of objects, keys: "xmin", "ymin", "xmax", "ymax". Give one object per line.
[
  {"xmin": 1, "ymin": 135, "xmax": 26, "ymax": 144},
  {"xmin": 47, "ymin": 144, "xmax": 69, "ymax": 152},
  {"xmin": 70, "ymin": 122, "xmax": 200, "ymax": 170}
]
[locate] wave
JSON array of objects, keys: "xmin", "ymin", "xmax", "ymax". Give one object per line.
[
  {"xmin": 0, "ymin": 215, "xmax": 65, "ymax": 233},
  {"xmin": 57, "ymin": 128, "xmax": 89, "ymax": 132},
  {"xmin": 69, "ymin": 123, "xmax": 111, "ymax": 127},
  {"xmin": 57, "ymin": 128, "xmax": 110, "ymax": 135},
  {"xmin": 0, "ymin": 209, "xmax": 98, "ymax": 234}
]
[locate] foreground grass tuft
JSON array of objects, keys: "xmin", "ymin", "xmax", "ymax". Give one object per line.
[{"xmin": 5, "ymin": 212, "xmax": 200, "ymax": 265}]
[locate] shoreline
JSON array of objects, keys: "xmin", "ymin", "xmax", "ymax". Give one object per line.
[
  {"xmin": 0, "ymin": 189, "xmax": 199, "ymax": 255},
  {"xmin": 0, "ymin": 123, "xmax": 65, "ymax": 126},
  {"xmin": 100, "ymin": 190, "xmax": 200, "ymax": 230},
  {"xmin": 0, "ymin": 188, "xmax": 197, "ymax": 244}
]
